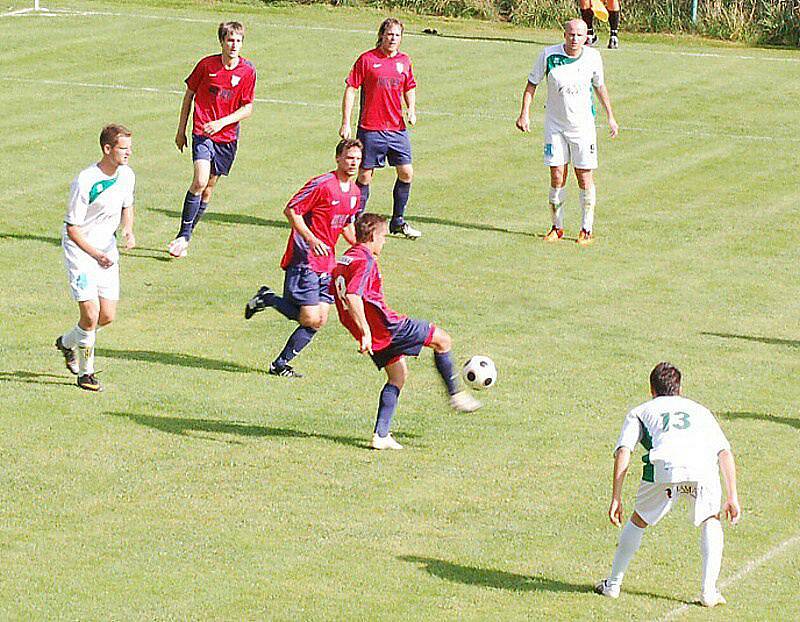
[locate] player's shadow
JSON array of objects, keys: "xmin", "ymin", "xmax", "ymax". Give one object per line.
[
  {"xmin": 719, "ymin": 411, "xmax": 800, "ymax": 430},
  {"xmin": 120, "ymin": 247, "xmax": 171, "ymax": 262},
  {"xmin": 97, "ymin": 348, "xmax": 262, "ymax": 374},
  {"xmin": 701, "ymin": 331, "xmax": 800, "ymax": 348},
  {"xmin": 413, "ymin": 29, "xmax": 549, "ymax": 46},
  {"xmin": 149, "ymin": 207, "xmax": 287, "ymax": 229},
  {"xmin": 402, "ymin": 215, "xmax": 536, "ymax": 238},
  {"xmin": 0, "ymin": 232, "xmax": 61, "ymax": 246},
  {"xmin": 107, "ymin": 411, "xmax": 370, "ymax": 449},
  {"xmin": 0, "ymin": 370, "xmax": 74, "ymax": 386},
  {"xmin": 399, "ymin": 556, "xmax": 682, "ymax": 602}
]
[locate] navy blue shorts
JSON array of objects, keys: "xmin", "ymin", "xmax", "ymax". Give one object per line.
[
  {"xmin": 283, "ymin": 265, "xmax": 333, "ymax": 307},
  {"xmin": 357, "ymin": 128, "xmax": 412, "ymax": 169},
  {"xmin": 192, "ymin": 134, "xmax": 238, "ymax": 176},
  {"xmin": 371, "ymin": 318, "xmax": 435, "ymax": 369}
]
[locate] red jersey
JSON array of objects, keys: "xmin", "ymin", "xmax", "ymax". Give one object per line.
[
  {"xmin": 280, "ymin": 172, "xmax": 361, "ymax": 274},
  {"xmin": 345, "ymin": 48, "xmax": 416, "ymax": 132},
  {"xmin": 185, "ymin": 54, "xmax": 256, "ymax": 143},
  {"xmin": 331, "ymin": 244, "xmax": 407, "ymax": 352}
]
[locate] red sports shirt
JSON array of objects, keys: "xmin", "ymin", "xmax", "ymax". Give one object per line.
[
  {"xmin": 280, "ymin": 172, "xmax": 361, "ymax": 274},
  {"xmin": 185, "ymin": 54, "xmax": 256, "ymax": 143},
  {"xmin": 345, "ymin": 49, "xmax": 416, "ymax": 132},
  {"xmin": 331, "ymin": 244, "xmax": 407, "ymax": 352}
]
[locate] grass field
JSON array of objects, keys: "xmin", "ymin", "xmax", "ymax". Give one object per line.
[{"xmin": 1, "ymin": 1, "xmax": 799, "ymax": 619}]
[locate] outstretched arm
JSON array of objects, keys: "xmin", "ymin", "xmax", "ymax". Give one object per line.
[{"xmin": 594, "ymin": 84, "xmax": 619, "ymax": 138}]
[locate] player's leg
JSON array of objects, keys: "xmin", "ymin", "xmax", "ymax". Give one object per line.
[
  {"xmin": 192, "ymin": 173, "xmax": 219, "ymax": 233},
  {"xmin": 546, "ymin": 164, "xmax": 568, "ymax": 241},
  {"xmin": 356, "ymin": 168, "xmax": 374, "ymax": 215},
  {"xmin": 425, "ymin": 326, "xmax": 481, "ymax": 412},
  {"xmin": 699, "ymin": 516, "xmax": 726, "ymax": 607},
  {"xmin": 74, "ymin": 299, "xmax": 101, "ymax": 390},
  {"xmin": 571, "ymin": 128, "xmax": 599, "ymax": 245},
  {"xmin": 356, "ymin": 128, "xmax": 386, "ymax": 215},
  {"xmin": 574, "ymin": 168, "xmax": 596, "ymax": 244},
  {"xmin": 170, "ymin": 156, "xmax": 211, "ymax": 258},
  {"xmin": 579, "ymin": 0, "xmax": 598, "ymax": 46},
  {"xmin": 387, "ymin": 130, "xmax": 420, "ymax": 239},
  {"xmin": 607, "ymin": 0, "xmax": 621, "ymax": 49},
  {"xmin": 372, "ymin": 357, "xmax": 407, "ymax": 449}
]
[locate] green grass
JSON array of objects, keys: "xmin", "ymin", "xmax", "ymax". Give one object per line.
[{"xmin": 1, "ymin": 1, "xmax": 799, "ymax": 619}]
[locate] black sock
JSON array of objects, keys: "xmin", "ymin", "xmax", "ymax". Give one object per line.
[
  {"xmin": 580, "ymin": 8, "xmax": 594, "ymax": 33},
  {"xmin": 609, "ymin": 10, "xmax": 620, "ymax": 35}
]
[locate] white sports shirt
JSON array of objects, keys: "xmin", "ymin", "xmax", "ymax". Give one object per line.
[
  {"xmin": 616, "ymin": 395, "xmax": 731, "ymax": 484},
  {"xmin": 528, "ymin": 44, "xmax": 604, "ymax": 131},
  {"xmin": 62, "ymin": 163, "xmax": 135, "ymax": 253}
]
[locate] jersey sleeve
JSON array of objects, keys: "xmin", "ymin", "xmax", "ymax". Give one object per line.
[
  {"xmin": 591, "ymin": 52, "xmax": 605, "ymax": 88},
  {"xmin": 707, "ymin": 411, "xmax": 732, "ymax": 455},
  {"xmin": 286, "ymin": 176, "xmax": 324, "ymax": 215},
  {"xmin": 345, "ymin": 54, "xmax": 366, "ymax": 88},
  {"xmin": 528, "ymin": 50, "xmax": 547, "ymax": 85},
  {"xmin": 345, "ymin": 256, "xmax": 372, "ymax": 296},
  {"xmin": 615, "ymin": 409, "xmax": 643, "ymax": 453},
  {"xmin": 185, "ymin": 58, "xmax": 206, "ymax": 92},
  {"xmin": 64, "ymin": 175, "xmax": 88, "ymax": 226},
  {"xmin": 404, "ymin": 60, "xmax": 417, "ymax": 92}
]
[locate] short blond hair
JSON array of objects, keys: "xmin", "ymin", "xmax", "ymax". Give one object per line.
[{"xmin": 99, "ymin": 124, "xmax": 131, "ymax": 148}]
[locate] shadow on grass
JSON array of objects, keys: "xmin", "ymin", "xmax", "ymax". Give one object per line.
[
  {"xmin": 0, "ymin": 232, "xmax": 61, "ymax": 246},
  {"xmin": 149, "ymin": 207, "xmax": 287, "ymax": 229},
  {"xmin": 399, "ymin": 556, "xmax": 683, "ymax": 602},
  {"xmin": 107, "ymin": 411, "xmax": 372, "ymax": 449},
  {"xmin": 120, "ymin": 247, "xmax": 171, "ymax": 263},
  {"xmin": 719, "ymin": 411, "xmax": 800, "ymax": 430},
  {"xmin": 0, "ymin": 370, "xmax": 74, "ymax": 386},
  {"xmin": 701, "ymin": 331, "xmax": 800, "ymax": 348},
  {"xmin": 412, "ymin": 29, "xmax": 549, "ymax": 47},
  {"xmin": 97, "ymin": 348, "xmax": 262, "ymax": 374},
  {"xmin": 407, "ymin": 215, "xmax": 538, "ymax": 238}
]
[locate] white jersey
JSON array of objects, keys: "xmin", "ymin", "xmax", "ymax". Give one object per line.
[
  {"xmin": 62, "ymin": 163, "xmax": 135, "ymax": 253},
  {"xmin": 528, "ymin": 44, "xmax": 604, "ymax": 131},
  {"xmin": 616, "ymin": 395, "xmax": 731, "ymax": 484}
]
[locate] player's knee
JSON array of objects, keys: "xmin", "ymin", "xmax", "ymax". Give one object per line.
[
  {"xmin": 358, "ymin": 170, "xmax": 373, "ymax": 185},
  {"xmin": 631, "ymin": 512, "xmax": 649, "ymax": 529},
  {"xmin": 397, "ymin": 167, "xmax": 413, "ymax": 183},
  {"xmin": 432, "ymin": 328, "xmax": 451, "ymax": 352},
  {"xmin": 98, "ymin": 314, "xmax": 114, "ymax": 328}
]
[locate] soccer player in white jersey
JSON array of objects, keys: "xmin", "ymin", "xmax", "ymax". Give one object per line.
[
  {"xmin": 55, "ymin": 124, "xmax": 136, "ymax": 392},
  {"xmin": 594, "ymin": 362, "xmax": 740, "ymax": 607},
  {"xmin": 516, "ymin": 19, "xmax": 618, "ymax": 246}
]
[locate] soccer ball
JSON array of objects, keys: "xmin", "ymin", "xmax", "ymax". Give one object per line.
[{"xmin": 462, "ymin": 356, "xmax": 497, "ymax": 391}]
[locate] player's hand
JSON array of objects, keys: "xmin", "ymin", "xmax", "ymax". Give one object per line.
[
  {"xmin": 339, "ymin": 122, "xmax": 352, "ymax": 140},
  {"xmin": 722, "ymin": 498, "xmax": 740, "ymax": 525},
  {"xmin": 608, "ymin": 117, "xmax": 619, "ymax": 138},
  {"xmin": 175, "ymin": 133, "xmax": 187, "ymax": 152},
  {"xmin": 359, "ymin": 334, "xmax": 373, "ymax": 355},
  {"xmin": 515, "ymin": 114, "xmax": 530, "ymax": 132},
  {"xmin": 407, "ymin": 110, "xmax": 417, "ymax": 127},
  {"xmin": 308, "ymin": 236, "xmax": 330, "ymax": 256},
  {"xmin": 203, "ymin": 119, "xmax": 224, "ymax": 136},
  {"xmin": 94, "ymin": 252, "xmax": 114, "ymax": 269},
  {"xmin": 608, "ymin": 497, "xmax": 624, "ymax": 527},
  {"xmin": 122, "ymin": 229, "xmax": 136, "ymax": 250}
]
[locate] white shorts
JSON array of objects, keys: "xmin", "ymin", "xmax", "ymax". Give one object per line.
[
  {"xmin": 543, "ymin": 121, "xmax": 598, "ymax": 169},
  {"xmin": 63, "ymin": 240, "xmax": 120, "ymax": 302},
  {"xmin": 634, "ymin": 479, "xmax": 722, "ymax": 527}
]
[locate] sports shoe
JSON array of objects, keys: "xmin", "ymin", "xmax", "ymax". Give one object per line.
[
  {"xmin": 371, "ymin": 432, "xmax": 403, "ymax": 450},
  {"xmin": 577, "ymin": 229, "xmax": 594, "ymax": 246},
  {"xmin": 594, "ymin": 579, "xmax": 620, "ymax": 599},
  {"xmin": 608, "ymin": 35, "xmax": 619, "ymax": 49},
  {"xmin": 450, "ymin": 391, "xmax": 482, "ymax": 413},
  {"xmin": 55, "ymin": 336, "xmax": 79, "ymax": 375},
  {"xmin": 77, "ymin": 373, "xmax": 103, "ymax": 392},
  {"xmin": 245, "ymin": 285, "xmax": 275, "ymax": 319},
  {"xmin": 699, "ymin": 591, "xmax": 726, "ymax": 608},
  {"xmin": 544, "ymin": 226, "xmax": 564, "ymax": 242},
  {"xmin": 390, "ymin": 222, "xmax": 422, "ymax": 240},
  {"xmin": 168, "ymin": 236, "xmax": 189, "ymax": 258},
  {"xmin": 587, "ymin": 33, "xmax": 599, "ymax": 47},
  {"xmin": 268, "ymin": 362, "xmax": 303, "ymax": 378}
]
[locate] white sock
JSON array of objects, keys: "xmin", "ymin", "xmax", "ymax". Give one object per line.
[
  {"xmin": 75, "ymin": 326, "xmax": 96, "ymax": 375},
  {"xmin": 701, "ymin": 518, "xmax": 724, "ymax": 596},
  {"xmin": 609, "ymin": 519, "xmax": 645, "ymax": 586},
  {"xmin": 549, "ymin": 187, "xmax": 565, "ymax": 229},
  {"xmin": 579, "ymin": 185, "xmax": 596, "ymax": 232},
  {"xmin": 60, "ymin": 325, "xmax": 82, "ymax": 350}
]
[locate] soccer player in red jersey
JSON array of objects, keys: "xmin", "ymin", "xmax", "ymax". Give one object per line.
[
  {"xmin": 331, "ymin": 214, "xmax": 481, "ymax": 450},
  {"xmin": 339, "ymin": 18, "xmax": 421, "ymax": 240},
  {"xmin": 244, "ymin": 140, "xmax": 364, "ymax": 378},
  {"xmin": 168, "ymin": 21, "xmax": 257, "ymax": 259}
]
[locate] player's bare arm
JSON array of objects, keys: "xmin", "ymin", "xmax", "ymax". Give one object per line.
[
  {"xmin": 404, "ymin": 88, "xmax": 416, "ymax": 127},
  {"xmin": 66, "ymin": 224, "xmax": 113, "ymax": 269},
  {"xmin": 120, "ymin": 205, "xmax": 136, "ymax": 250},
  {"xmin": 283, "ymin": 205, "xmax": 329, "ymax": 256},
  {"xmin": 342, "ymin": 223, "xmax": 357, "ymax": 246},
  {"xmin": 515, "ymin": 81, "xmax": 537, "ymax": 132},
  {"xmin": 175, "ymin": 88, "xmax": 195, "ymax": 152},
  {"xmin": 203, "ymin": 102, "xmax": 254, "ymax": 136},
  {"xmin": 340, "ymin": 85, "xmax": 358, "ymax": 139},
  {"xmin": 719, "ymin": 449, "xmax": 740, "ymax": 525},
  {"xmin": 344, "ymin": 293, "xmax": 372, "ymax": 354},
  {"xmin": 594, "ymin": 84, "xmax": 619, "ymax": 137},
  {"xmin": 609, "ymin": 446, "xmax": 631, "ymax": 527}
]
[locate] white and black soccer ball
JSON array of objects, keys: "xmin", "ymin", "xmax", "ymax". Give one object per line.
[{"xmin": 462, "ymin": 356, "xmax": 497, "ymax": 391}]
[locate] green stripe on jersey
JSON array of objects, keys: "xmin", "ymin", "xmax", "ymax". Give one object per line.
[
  {"xmin": 545, "ymin": 52, "xmax": 581, "ymax": 76},
  {"xmin": 639, "ymin": 417, "xmax": 655, "ymax": 482},
  {"xmin": 89, "ymin": 177, "xmax": 118, "ymax": 204}
]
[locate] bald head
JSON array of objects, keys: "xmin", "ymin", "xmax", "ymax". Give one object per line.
[
  {"xmin": 564, "ymin": 18, "xmax": 588, "ymax": 35},
  {"xmin": 563, "ymin": 18, "xmax": 588, "ymax": 56}
]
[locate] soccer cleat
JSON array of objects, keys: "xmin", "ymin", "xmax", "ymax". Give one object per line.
[
  {"xmin": 587, "ymin": 33, "xmax": 599, "ymax": 47},
  {"xmin": 608, "ymin": 35, "xmax": 619, "ymax": 49},
  {"xmin": 544, "ymin": 226, "xmax": 564, "ymax": 242},
  {"xmin": 268, "ymin": 362, "xmax": 303, "ymax": 378},
  {"xmin": 371, "ymin": 432, "xmax": 403, "ymax": 450},
  {"xmin": 593, "ymin": 579, "xmax": 620, "ymax": 599},
  {"xmin": 699, "ymin": 591, "xmax": 726, "ymax": 608},
  {"xmin": 77, "ymin": 373, "xmax": 103, "ymax": 392},
  {"xmin": 168, "ymin": 236, "xmax": 189, "ymax": 258},
  {"xmin": 245, "ymin": 285, "xmax": 275, "ymax": 319},
  {"xmin": 449, "ymin": 391, "xmax": 482, "ymax": 413},
  {"xmin": 55, "ymin": 336, "xmax": 79, "ymax": 375},
  {"xmin": 577, "ymin": 229, "xmax": 594, "ymax": 246},
  {"xmin": 390, "ymin": 222, "xmax": 422, "ymax": 240}
]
